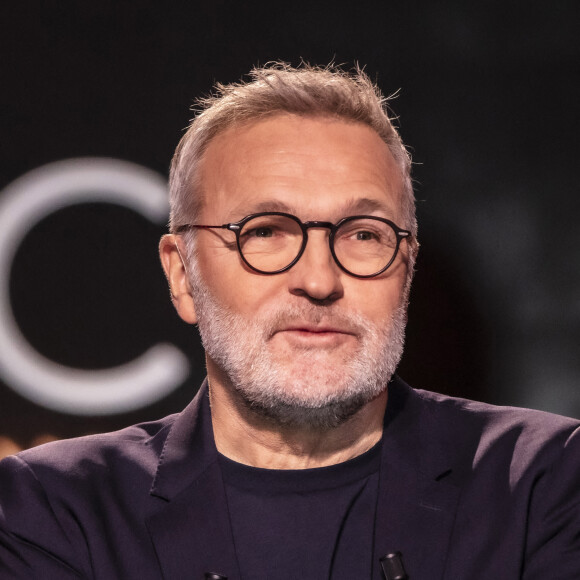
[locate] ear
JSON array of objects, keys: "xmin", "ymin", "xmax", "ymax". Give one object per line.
[{"xmin": 159, "ymin": 234, "xmax": 198, "ymax": 324}]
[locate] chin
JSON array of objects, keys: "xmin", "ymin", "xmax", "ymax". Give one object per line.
[{"xmin": 234, "ymin": 373, "xmax": 389, "ymax": 430}]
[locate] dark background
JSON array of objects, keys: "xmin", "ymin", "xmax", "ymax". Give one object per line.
[{"xmin": 1, "ymin": 1, "xmax": 579, "ymax": 449}]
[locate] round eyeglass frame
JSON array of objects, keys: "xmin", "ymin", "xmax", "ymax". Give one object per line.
[{"xmin": 175, "ymin": 211, "xmax": 412, "ymax": 279}]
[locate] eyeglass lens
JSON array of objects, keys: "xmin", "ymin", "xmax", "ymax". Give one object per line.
[{"xmin": 238, "ymin": 214, "xmax": 399, "ymax": 276}]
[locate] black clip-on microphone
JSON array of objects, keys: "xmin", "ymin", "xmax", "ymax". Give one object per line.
[
  {"xmin": 203, "ymin": 552, "xmax": 407, "ymax": 580},
  {"xmin": 380, "ymin": 551, "xmax": 408, "ymax": 580}
]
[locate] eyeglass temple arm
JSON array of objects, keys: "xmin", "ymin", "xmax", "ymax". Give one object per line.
[{"xmin": 176, "ymin": 224, "xmax": 236, "ymax": 232}]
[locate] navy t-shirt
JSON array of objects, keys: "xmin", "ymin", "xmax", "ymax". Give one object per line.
[{"xmin": 219, "ymin": 440, "xmax": 382, "ymax": 580}]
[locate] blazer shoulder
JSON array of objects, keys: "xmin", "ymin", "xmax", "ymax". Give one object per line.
[
  {"xmin": 391, "ymin": 376, "xmax": 580, "ymax": 469},
  {"xmin": 1, "ymin": 412, "xmax": 179, "ymax": 485},
  {"xmin": 411, "ymin": 381, "xmax": 580, "ymax": 436}
]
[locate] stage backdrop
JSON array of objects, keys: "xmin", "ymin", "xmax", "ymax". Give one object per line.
[{"xmin": 1, "ymin": 1, "xmax": 578, "ymax": 454}]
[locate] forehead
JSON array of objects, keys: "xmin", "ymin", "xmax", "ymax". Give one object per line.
[{"xmin": 197, "ymin": 114, "xmax": 404, "ymax": 222}]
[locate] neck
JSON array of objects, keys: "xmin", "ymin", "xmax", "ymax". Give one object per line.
[{"xmin": 208, "ymin": 369, "xmax": 388, "ymax": 470}]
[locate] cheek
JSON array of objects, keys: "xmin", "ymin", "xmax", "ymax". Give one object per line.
[
  {"xmin": 201, "ymin": 257, "xmax": 281, "ymax": 317},
  {"xmin": 231, "ymin": 279, "xmax": 285, "ymax": 318},
  {"xmin": 196, "ymin": 236, "xmax": 287, "ymax": 316},
  {"xmin": 349, "ymin": 274, "xmax": 407, "ymax": 323},
  {"xmin": 197, "ymin": 245, "xmax": 243, "ymax": 291}
]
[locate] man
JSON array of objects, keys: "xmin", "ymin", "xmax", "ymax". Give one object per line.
[{"xmin": 0, "ymin": 63, "xmax": 579, "ymax": 579}]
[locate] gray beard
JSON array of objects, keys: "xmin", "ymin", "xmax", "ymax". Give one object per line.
[{"xmin": 189, "ymin": 266, "xmax": 408, "ymax": 430}]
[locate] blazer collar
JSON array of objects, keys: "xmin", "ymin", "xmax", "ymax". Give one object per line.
[
  {"xmin": 373, "ymin": 377, "xmax": 475, "ymax": 580},
  {"xmin": 149, "ymin": 379, "xmax": 217, "ymax": 500},
  {"xmin": 146, "ymin": 380, "xmax": 242, "ymax": 579},
  {"xmin": 146, "ymin": 377, "xmax": 473, "ymax": 580}
]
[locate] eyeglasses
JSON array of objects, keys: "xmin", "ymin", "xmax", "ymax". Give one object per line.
[{"xmin": 176, "ymin": 212, "xmax": 411, "ymax": 278}]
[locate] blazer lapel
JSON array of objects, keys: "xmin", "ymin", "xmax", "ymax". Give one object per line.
[
  {"xmin": 144, "ymin": 377, "xmax": 472, "ymax": 580},
  {"xmin": 145, "ymin": 382, "xmax": 241, "ymax": 580},
  {"xmin": 373, "ymin": 378, "xmax": 469, "ymax": 580}
]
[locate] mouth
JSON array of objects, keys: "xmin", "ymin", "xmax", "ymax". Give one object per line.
[
  {"xmin": 272, "ymin": 323, "xmax": 357, "ymax": 348},
  {"xmin": 282, "ymin": 325, "xmax": 351, "ymax": 334}
]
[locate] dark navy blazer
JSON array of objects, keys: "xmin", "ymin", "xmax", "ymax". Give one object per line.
[{"xmin": 1, "ymin": 377, "xmax": 579, "ymax": 579}]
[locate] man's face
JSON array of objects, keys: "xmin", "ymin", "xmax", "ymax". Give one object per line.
[{"xmin": 180, "ymin": 114, "xmax": 412, "ymax": 427}]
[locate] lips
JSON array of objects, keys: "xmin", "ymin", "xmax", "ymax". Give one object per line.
[
  {"xmin": 270, "ymin": 321, "xmax": 359, "ymax": 351},
  {"xmin": 274, "ymin": 322, "xmax": 356, "ymax": 335},
  {"xmin": 287, "ymin": 325, "xmax": 347, "ymax": 333},
  {"xmin": 263, "ymin": 307, "xmax": 366, "ymax": 344}
]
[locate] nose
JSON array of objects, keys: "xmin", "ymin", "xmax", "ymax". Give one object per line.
[{"xmin": 287, "ymin": 229, "xmax": 344, "ymax": 303}]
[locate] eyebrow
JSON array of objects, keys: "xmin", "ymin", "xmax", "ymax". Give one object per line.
[
  {"xmin": 243, "ymin": 200, "xmax": 294, "ymax": 214},
  {"xmin": 340, "ymin": 197, "xmax": 394, "ymax": 216}
]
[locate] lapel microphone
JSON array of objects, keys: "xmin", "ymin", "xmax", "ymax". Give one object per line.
[{"xmin": 380, "ymin": 551, "xmax": 408, "ymax": 580}]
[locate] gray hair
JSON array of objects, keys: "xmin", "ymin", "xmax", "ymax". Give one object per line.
[{"xmin": 168, "ymin": 62, "xmax": 416, "ymax": 241}]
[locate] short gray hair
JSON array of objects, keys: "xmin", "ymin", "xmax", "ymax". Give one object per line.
[{"xmin": 168, "ymin": 62, "xmax": 416, "ymax": 237}]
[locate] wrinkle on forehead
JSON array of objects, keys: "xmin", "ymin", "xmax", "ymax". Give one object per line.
[
  {"xmin": 196, "ymin": 114, "xmax": 405, "ymax": 224},
  {"xmin": 231, "ymin": 197, "xmax": 398, "ymax": 223}
]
